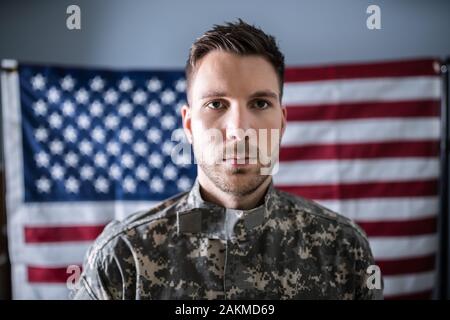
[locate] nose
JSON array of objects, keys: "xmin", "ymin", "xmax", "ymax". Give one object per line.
[{"xmin": 225, "ymin": 104, "xmax": 251, "ymax": 141}]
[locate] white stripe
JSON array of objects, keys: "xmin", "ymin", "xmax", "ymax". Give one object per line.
[
  {"xmin": 283, "ymin": 76, "xmax": 441, "ymax": 105},
  {"xmin": 383, "ymin": 271, "xmax": 436, "ymax": 297},
  {"xmin": 283, "ymin": 118, "xmax": 440, "ymax": 146},
  {"xmin": 274, "ymin": 158, "xmax": 439, "ymax": 185},
  {"xmin": 315, "ymin": 197, "xmax": 438, "ymax": 222},
  {"xmin": 369, "ymin": 234, "xmax": 437, "ymax": 260},
  {"xmin": 12, "ymin": 201, "xmax": 159, "ymax": 225},
  {"xmin": 14, "ymin": 242, "xmax": 90, "ymax": 266}
]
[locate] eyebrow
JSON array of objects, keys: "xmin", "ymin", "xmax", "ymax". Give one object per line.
[{"xmin": 200, "ymin": 90, "xmax": 279, "ymax": 100}]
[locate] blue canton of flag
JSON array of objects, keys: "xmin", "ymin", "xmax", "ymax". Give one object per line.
[{"xmin": 19, "ymin": 65, "xmax": 197, "ymax": 202}]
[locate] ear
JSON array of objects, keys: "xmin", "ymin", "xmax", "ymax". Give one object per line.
[
  {"xmin": 280, "ymin": 106, "xmax": 287, "ymax": 138},
  {"xmin": 181, "ymin": 104, "xmax": 193, "ymax": 144}
]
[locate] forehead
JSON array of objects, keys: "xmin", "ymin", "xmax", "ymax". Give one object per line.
[{"xmin": 190, "ymin": 51, "xmax": 279, "ymax": 99}]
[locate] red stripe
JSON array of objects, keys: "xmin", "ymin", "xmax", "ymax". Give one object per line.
[
  {"xmin": 285, "ymin": 59, "xmax": 440, "ymax": 82},
  {"xmin": 24, "ymin": 224, "xmax": 106, "ymax": 243},
  {"xmin": 276, "ymin": 179, "xmax": 438, "ymax": 200},
  {"xmin": 280, "ymin": 140, "xmax": 439, "ymax": 161},
  {"xmin": 386, "ymin": 289, "xmax": 433, "ymax": 300},
  {"xmin": 357, "ymin": 217, "xmax": 437, "ymax": 237},
  {"xmin": 27, "ymin": 265, "xmax": 82, "ymax": 283},
  {"xmin": 376, "ymin": 255, "xmax": 436, "ymax": 276},
  {"xmin": 285, "ymin": 100, "xmax": 440, "ymax": 121}
]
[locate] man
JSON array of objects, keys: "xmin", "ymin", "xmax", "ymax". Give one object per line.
[{"xmin": 72, "ymin": 19, "xmax": 383, "ymax": 300}]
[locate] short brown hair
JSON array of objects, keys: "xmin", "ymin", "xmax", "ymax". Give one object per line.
[{"xmin": 185, "ymin": 19, "xmax": 285, "ymax": 104}]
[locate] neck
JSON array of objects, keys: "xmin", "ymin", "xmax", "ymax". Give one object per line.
[{"xmin": 197, "ymin": 170, "xmax": 271, "ymax": 210}]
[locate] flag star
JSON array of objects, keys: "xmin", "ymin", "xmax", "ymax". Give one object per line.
[
  {"xmin": 162, "ymin": 141, "xmax": 174, "ymax": 155},
  {"xmin": 136, "ymin": 165, "xmax": 149, "ymax": 181},
  {"xmin": 147, "ymin": 101, "xmax": 161, "ymax": 117},
  {"xmin": 63, "ymin": 125, "xmax": 77, "ymax": 143},
  {"xmin": 60, "ymin": 75, "xmax": 75, "ymax": 91},
  {"xmin": 173, "ymin": 152, "xmax": 192, "ymax": 167},
  {"xmin": 163, "ymin": 164, "xmax": 178, "ymax": 180},
  {"xmin": 121, "ymin": 153, "xmax": 135, "ymax": 169},
  {"xmin": 160, "ymin": 89, "xmax": 176, "ymax": 104},
  {"xmin": 33, "ymin": 99, "xmax": 47, "ymax": 116},
  {"xmin": 147, "ymin": 77, "xmax": 162, "ymax": 92},
  {"xmin": 65, "ymin": 176, "xmax": 80, "ymax": 193},
  {"xmin": 50, "ymin": 163, "xmax": 65, "ymax": 180},
  {"xmin": 133, "ymin": 141, "xmax": 148, "ymax": 156},
  {"xmin": 75, "ymin": 88, "xmax": 90, "ymax": 104},
  {"xmin": 147, "ymin": 128, "xmax": 162, "ymax": 143},
  {"xmin": 148, "ymin": 152, "xmax": 163, "ymax": 168},
  {"xmin": 77, "ymin": 114, "xmax": 91, "ymax": 130},
  {"xmin": 49, "ymin": 139, "xmax": 64, "ymax": 155},
  {"xmin": 106, "ymin": 141, "xmax": 120, "ymax": 156},
  {"xmin": 150, "ymin": 176, "xmax": 164, "ymax": 193},
  {"xmin": 94, "ymin": 176, "xmax": 109, "ymax": 193},
  {"xmin": 80, "ymin": 165, "xmax": 95, "ymax": 180},
  {"xmin": 104, "ymin": 89, "xmax": 118, "ymax": 105},
  {"xmin": 175, "ymin": 100, "xmax": 186, "ymax": 115},
  {"xmin": 36, "ymin": 177, "xmax": 51, "ymax": 193},
  {"xmin": 161, "ymin": 114, "xmax": 176, "ymax": 130},
  {"xmin": 132, "ymin": 89, "xmax": 148, "ymax": 105},
  {"xmin": 119, "ymin": 127, "xmax": 133, "ymax": 144},
  {"xmin": 118, "ymin": 101, "xmax": 133, "ymax": 117},
  {"xmin": 79, "ymin": 139, "xmax": 93, "ymax": 155},
  {"xmin": 62, "ymin": 100, "xmax": 75, "ymax": 116},
  {"xmin": 109, "ymin": 164, "xmax": 122, "ymax": 180},
  {"xmin": 90, "ymin": 100, "xmax": 104, "ymax": 117},
  {"xmin": 132, "ymin": 114, "xmax": 147, "ymax": 130},
  {"xmin": 105, "ymin": 114, "xmax": 120, "ymax": 130},
  {"xmin": 48, "ymin": 112, "xmax": 63, "ymax": 129},
  {"xmin": 31, "ymin": 74, "xmax": 46, "ymax": 90},
  {"xmin": 118, "ymin": 77, "xmax": 133, "ymax": 92},
  {"xmin": 177, "ymin": 176, "xmax": 192, "ymax": 191},
  {"xmin": 123, "ymin": 176, "xmax": 136, "ymax": 193},
  {"xmin": 35, "ymin": 151, "xmax": 50, "ymax": 168},
  {"xmin": 47, "ymin": 87, "xmax": 61, "ymax": 104},
  {"xmin": 92, "ymin": 126, "xmax": 106, "ymax": 143},
  {"xmin": 94, "ymin": 152, "xmax": 108, "ymax": 168},
  {"xmin": 65, "ymin": 152, "xmax": 79, "ymax": 167},
  {"xmin": 175, "ymin": 78, "xmax": 186, "ymax": 92},
  {"xmin": 90, "ymin": 76, "xmax": 105, "ymax": 92},
  {"xmin": 34, "ymin": 127, "xmax": 49, "ymax": 142}
]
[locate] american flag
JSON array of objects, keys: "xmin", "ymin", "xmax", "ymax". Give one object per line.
[{"xmin": 1, "ymin": 58, "xmax": 442, "ymax": 299}]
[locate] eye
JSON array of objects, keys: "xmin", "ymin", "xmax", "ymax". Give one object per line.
[
  {"xmin": 205, "ymin": 100, "xmax": 226, "ymax": 110},
  {"xmin": 252, "ymin": 99, "xmax": 271, "ymax": 110}
]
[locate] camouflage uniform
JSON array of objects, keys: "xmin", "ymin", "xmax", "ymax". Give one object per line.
[{"xmin": 72, "ymin": 179, "xmax": 383, "ymax": 300}]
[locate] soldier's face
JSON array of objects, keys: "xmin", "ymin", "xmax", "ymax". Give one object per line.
[{"xmin": 181, "ymin": 50, "xmax": 287, "ymax": 195}]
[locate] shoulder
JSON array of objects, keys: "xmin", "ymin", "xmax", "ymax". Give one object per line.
[
  {"xmin": 87, "ymin": 191, "xmax": 188, "ymax": 260},
  {"xmin": 272, "ymin": 188, "xmax": 370, "ymax": 246}
]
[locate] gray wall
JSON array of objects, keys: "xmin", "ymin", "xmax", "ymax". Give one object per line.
[{"xmin": 1, "ymin": 0, "xmax": 449, "ymax": 69}]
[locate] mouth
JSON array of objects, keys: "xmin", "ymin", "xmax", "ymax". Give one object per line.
[{"xmin": 222, "ymin": 157, "xmax": 257, "ymax": 166}]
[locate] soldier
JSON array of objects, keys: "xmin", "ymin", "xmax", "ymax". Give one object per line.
[{"xmin": 72, "ymin": 19, "xmax": 383, "ymax": 300}]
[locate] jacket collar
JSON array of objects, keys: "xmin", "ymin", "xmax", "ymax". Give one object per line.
[{"xmin": 175, "ymin": 178, "xmax": 277, "ymax": 240}]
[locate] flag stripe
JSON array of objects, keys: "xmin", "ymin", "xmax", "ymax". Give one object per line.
[
  {"xmin": 377, "ymin": 255, "xmax": 436, "ymax": 276},
  {"xmin": 356, "ymin": 217, "xmax": 437, "ymax": 237},
  {"xmin": 284, "ymin": 59, "xmax": 439, "ymax": 82},
  {"xmin": 25, "ymin": 225, "xmax": 106, "ymax": 243},
  {"xmin": 283, "ymin": 77, "xmax": 440, "ymax": 105},
  {"xmin": 280, "ymin": 140, "xmax": 439, "ymax": 161},
  {"xmin": 386, "ymin": 289, "xmax": 433, "ymax": 300},
  {"xmin": 382, "ymin": 271, "xmax": 435, "ymax": 297},
  {"xmin": 286, "ymin": 100, "xmax": 440, "ymax": 121},
  {"xmin": 277, "ymin": 179, "xmax": 438, "ymax": 200},
  {"xmin": 28, "ymin": 265, "xmax": 80, "ymax": 283},
  {"xmin": 282, "ymin": 118, "xmax": 440, "ymax": 146},
  {"xmin": 369, "ymin": 235, "xmax": 437, "ymax": 259},
  {"xmin": 275, "ymin": 159, "xmax": 439, "ymax": 185}
]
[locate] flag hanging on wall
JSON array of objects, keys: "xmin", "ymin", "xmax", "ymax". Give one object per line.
[{"xmin": 1, "ymin": 58, "xmax": 442, "ymax": 299}]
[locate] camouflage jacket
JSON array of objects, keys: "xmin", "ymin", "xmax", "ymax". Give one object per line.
[{"xmin": 72, "ymin": 179, "xmax": 383, "ymax": 300}]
